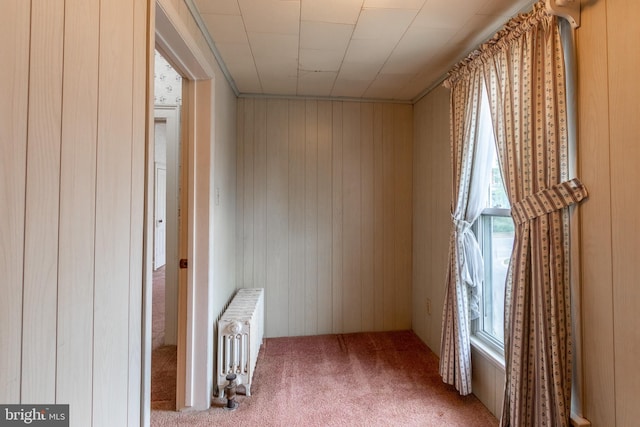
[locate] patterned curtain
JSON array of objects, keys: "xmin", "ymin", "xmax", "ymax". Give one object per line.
[
  {"xmin": 478, "ymin": 3, "xmax": 588, "ymax": 426},
  {"xmin": 439, "ymin": 65, "xmax": 494, "ymax": 395}
]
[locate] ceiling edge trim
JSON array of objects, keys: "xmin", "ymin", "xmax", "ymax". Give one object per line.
[
  {"xmin": 184, "ymin": 0, "xmax": 240, "ymax": 96},
  {"xmin": 238, "ymin": 92, "xmax": 413, "ymax": 105}
]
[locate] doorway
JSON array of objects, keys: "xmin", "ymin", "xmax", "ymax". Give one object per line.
[
  {"xmin": 143, "ymin": 2, "xmax": 217, "ymax": 423},
  {"xmin": 150, "ymin": 49, "xmax": 182, "ymax": 410}
]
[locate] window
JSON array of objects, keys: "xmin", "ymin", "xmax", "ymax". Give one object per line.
[{"xmin": 471, "ymin": 89, "xmax": 514, "ymax": 353}]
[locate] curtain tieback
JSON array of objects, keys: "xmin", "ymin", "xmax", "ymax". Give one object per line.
[
  {"xmin": 452, "ymin": 217, "xmax": 472, "ymax": 234},
  {"xmin": 511, "ymin": 178, "xmax": 588, "ymax": 225}
]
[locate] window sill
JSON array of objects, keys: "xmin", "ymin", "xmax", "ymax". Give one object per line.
[{"xmin": 470, "ymin": 334, "xmax": 505, "ymax": 371}]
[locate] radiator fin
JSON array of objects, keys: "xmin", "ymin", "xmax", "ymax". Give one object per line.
[{"xmin": 217, "ymin": 288, "xmax": 264, "ymax": 397}]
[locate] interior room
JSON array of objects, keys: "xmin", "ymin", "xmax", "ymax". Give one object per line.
[{"xmin": 1, "ymin": 0, "xmax": 638, "ymax": 426}]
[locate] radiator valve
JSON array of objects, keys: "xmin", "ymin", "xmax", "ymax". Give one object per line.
[{"xmin": 224, "ymin": 373, "xmax": 238, "ymax": 411}]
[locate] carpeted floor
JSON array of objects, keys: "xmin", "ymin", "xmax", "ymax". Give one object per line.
[
  {"xmin": 151, "ymin": 266, "xmax": 178, "ymax": 411},
  {"xmin": 151, "ymin": 330, "xmax": 497, "ymax": 426}
]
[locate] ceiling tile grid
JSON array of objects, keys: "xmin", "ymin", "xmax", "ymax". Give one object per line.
[{"xmin": 193, "ymin": 0, "xmax": 534, "ymax": 101}]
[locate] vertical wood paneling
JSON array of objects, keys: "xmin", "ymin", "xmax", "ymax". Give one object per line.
[
  {"xmin": 242, "ymin": 98, "xmax": 255, "ymax": 287},
  {"xmin": 411, "ymin": 86, "xmax": 450, "ymax": 351},
  {"xmin": 317, "ymin": 101, "xmax": 333, "ymax": 333},
  {"xmin": 304, "ymin": 100, "xmax": 319, "ymax": 334},
  {"xmin": 331, "ymin": 102, "xmax": 344, "ymax": 333},
  {"xmin": 254, "ymin": 99, "xmax": 268, "ymax": 289},
  {"xmin": 373, "ymin": 103, "xmax": 385, "ymax": 332},
  {"xmin": 394, "ymin": 105, "xmax": 413, "ymax": 329},
  {"xmin": 93, "ymin": 0, "xmax": 134, "ymax": 423},
  {"xmin": 342, "ymin": 102, "xmax": 362, "ymax": 333},
  {"xmin": 608, "ymin": 0, "xmax": 640, "ymax": 424},
  {"xmin": 576, "ymin": 1, "xmax": 616, "ymax": 425},
  {"xmin": 288, "ymin": 100, "xmax": 306, "ymax": 336},
  {"xmin": 238, "ymin": 99, "xmax": 412, "ymax": 338},
  {"xmin": 266, "ymin": 99, "xmax": 290, "ymax": 337},
  {"xmin": 236, "ymin": 99, "xmax": 245, "ymax": 287},
  {"xmin": 0, "ymin": 0, "xmax": 30, "ymax": 404},
  {"xmin": 382, "ymin": 104, "xmax": 396, "ymax": 330},
  {"xmin": 21, "ymin": 0, "xmax": 64, "ymax": 403},
  {"xmin": 128, "ymin": 0, "xmax": 147, "ymax": 422},
  {"xmin": 56, "ymin": 0, "xmax": 99, "ymax": 423},
  {"xmin": 360, "ymin": 103, "xmax": 375, "ymax": 331}
]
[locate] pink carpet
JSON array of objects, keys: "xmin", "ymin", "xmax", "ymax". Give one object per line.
[{"xmin": 151, "ymin": 330, "xmax": 497, "ymax": 426}]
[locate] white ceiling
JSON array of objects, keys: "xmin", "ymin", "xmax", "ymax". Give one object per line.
[{"xmin": 191, "ymin": 0, "xmax": 534, "ymax": 102}]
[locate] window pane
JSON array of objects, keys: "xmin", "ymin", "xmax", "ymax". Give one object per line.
[{"xmin": 482, "ymin": 214, "xmax": 514, "ymax": 344}]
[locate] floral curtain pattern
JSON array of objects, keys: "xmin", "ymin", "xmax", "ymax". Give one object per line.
[{"xmin": 443, "ymin": 2, "xmax": 588, "ymax": 424}]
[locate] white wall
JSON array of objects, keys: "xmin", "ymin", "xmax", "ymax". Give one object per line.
[{"xmin": 0, "ymin": 1, "xmax": 147, "ymax": 426}]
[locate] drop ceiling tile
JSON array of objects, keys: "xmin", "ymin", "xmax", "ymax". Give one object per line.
[
  {"xmin": 414, "ymin": 0, "xmax": 480, "ymax": 29},
  {"xmin": 194, "ymin": 0, "xmax": 241, "ymax": 15},
  {"xmin": 363, "ymin": 0, "xmax": 425, "ymax": 9},
  {"xmin": 300, "ymin": 21, "xmax": 353, "ymax": 51},
  {"xmin": 352, "ymin": 8, "xmax": 418, "ymax": 40},
  {"xmin": 261, "ymin": 76, "xmax": 298, "ymax": 95},
  {"xmin": 300, "ymin": 0, "xmax": 363, "ymax": 25},
  {"xmin": 381, "ymin": 27, "xmax": 456, "ymax": 74},
  {"xmin": 297, "ymin": 70, "xmax": 338, "ymax": 96},
  {"xmin": 201, "ymin": 14, "xmax": 248, "ymax": 44},
  {"xmin": 365, "ymin": 72, "xmax": 410, "ymax": 91},
  {"xmin": 343, "ymin": 38, "xmax": 395, "ymax": 66},
  {"xmin": 247, "ymin": 32, "xmax": 299, "ymax": 60},
  {"xmin": 239, "ymin": 0, "xmax": 300, "ymax": 34},
  {"xmin": 336, "ymin": 61, "xmax": 379, "ymax": 81},
  {"xmin": 299, "ymin": 49, "xmax": 344, "ymax": 72},
  {"xmin": 478, "ymin": 0, "xmax": 533, "ymax": 16},
  {"xmin": 254, "ymin": 56, "xmax": 298, "ymax": 79},
  {"xmin": 226, "ymin": 65, "xmax": 262, "ymax": 93},
  {"xmin": 331, "ymin": 78, "xmax": 370, "ymax": 98}
]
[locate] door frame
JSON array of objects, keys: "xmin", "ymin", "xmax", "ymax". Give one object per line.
[{"xmin": 143, "ymin": 0, "xmax": 216, "ymax": 423}]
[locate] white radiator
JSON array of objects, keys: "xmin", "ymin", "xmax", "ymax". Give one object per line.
[{"xmin": 216, "ymin": 288, "xmax": 264, "ymax": 397}]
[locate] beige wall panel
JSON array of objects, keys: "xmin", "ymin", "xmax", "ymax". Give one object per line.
[
  {"xmin": 242, "ymin": 98, "xmax": 255, "ymax": 287},
  {"xmin": 317, "ymin": 101, "xmax": 333, "ymax": 333},
  {"xmin": 575, "ymin": 0, "xmax": 616, "ymax": 425},
  {"xmin": 429, "ymin": 89, "xmax": 451, "ymax": 350},
  {"xmin": 304, "ymin": 100, "xmax": 319, "ymax": 334},
  {"xmin": 382, "ymin": 104, "xmax": 396, "ymax": 330},
  {"xmin": 608, "ymin": 0, "xmax": 640, "ymax": 424},
  {"xmin": 360, "ymin": 103, "xmax": 375, "ymax": 331},
  {"xmin": 238, "ymin": 98, "xmax": 412, "ymax": 338},
  {"xmin": 236, "ymin": 99, "xmax": 246, "ymax": 289},
  {"xmin": 394, "ymin": 105, "xmax": 413, "ymax": 329},
  {"xmin": 253, "ymin": 99, "xmax": 268, "ymax": 290},
  {"xmin": 411, "ymin": 86, "xmax": 451, "ymax": 352},
  {"xmin": 412, "ymin": 98, "xmax": 428, "ymax": 342},
  {"xmin": 21, "ymin": 0, "xmax": 64, "ymax": 403},
  {"xmin": 342, "ymin": 102, "xmax": 362, "ymax": 333},
  {"xmin": 332, "ymin": 102, "xmax": 344, "ymax": 333},
  {"xmin": 288, "ymin": 100, "xmax": 306, "ymax": 336},
  {"xmin": 56, "ymin": 0, "xmax": 99, "ymax": 423},
  {"xmin": 128, "ymin": 0, "xmax": 147, "ymax": 422},
  {"xmin": 372, "ymin": 104, "xmax": 385, "ymax": 331},
  {"xmin": 0, "ymin": 0, "xmax": 29, "ymax": 403},
  {"xmin": 93, "ymin": 0, "xmax": 135, "ymax": 423},
  {"xmin": 265, "ymin": 99, "xmax": 290, "ymax": 337}
]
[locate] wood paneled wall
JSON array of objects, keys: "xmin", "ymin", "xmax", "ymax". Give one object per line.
[
  {"xmin": 236, "ymin": 98, "xmax": 413, "ymax": 338},
  {"xmin": 577, "ymin": 0, "xmax": 640, "ymax": 425},
  {"xmin": 0, "ymin": 1, "xmax": 147, "ymax": 426},
  {"xmin": 411, "ymin": 86, "xmax": 452, "ymax": 355}
]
